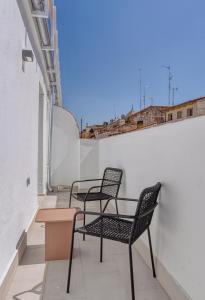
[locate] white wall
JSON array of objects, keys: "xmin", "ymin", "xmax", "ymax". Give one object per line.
[
  {"xmin": 38, "ymin": 84, "xmax": 49, "ymax": 194},
  {"xmin": 97, "ymin": 117, "xmax": 205, "ymax": 300},
  {"xmin": 51, "ymin": 106, "xmax": 80, "ymax": 186},
  {"xmin": 80, "ymin": 140, "xmax": 100, "ymax": 188},
  {"xmin": 0, "ymin": 0, "xmax": 48, "ymax": 284}
]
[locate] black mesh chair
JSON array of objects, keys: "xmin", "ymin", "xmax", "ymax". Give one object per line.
[
  {"xmin": 67, "ymin": 182, "xmax": 161, "ymax": 300},
  {"xmin": 69, "ymin": 168, "xmax": 123, "ymax": 237}
]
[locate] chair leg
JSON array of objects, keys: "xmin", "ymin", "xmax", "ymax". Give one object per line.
[
  {"xmin": 129, "ymin": 245, "xmax": 135, "ymax": 300},
  {"xmin": 67, "ymin": 226, "xmax": 75, "ymax": 293},
  {"xmin": 83, "ymin": 201, "xmax": 86, "ymax": 241},
  {"xmin": 69, "ymin": 193, "xmax": 72, "ymax": 208},
  {"xmin": 115, "ymin": 199, "xmax": 119, "ymax": 216},
  {"xmin": 100, "ymin": 234, "xmax": 103, "ymax": 262},
  {"xmin": 102, "ymin": 198, "xmax": 111, "ymax": 212},
  {"xmin": 99, "ymin": 200, "xmax": 103, "ymax": 262},
  {"xmin": 147, "ymin": 227, "xmax": 156, "ymax": 278}
]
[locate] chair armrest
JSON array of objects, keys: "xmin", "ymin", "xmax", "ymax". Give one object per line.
[
  {"xmin": 72, "ymin": 179, "xmax": 103, "ymax": 185},
  {"xmin": 115, "ymin": 197, "xmax": 139, "ymax": 202},
  {"xmin": 84, "ymin": 184, "xmax": 119, "ymax": 201},
  {"xmin": 87, "ymin": 185, "xmax": 102, "ymax": 193},
  {"xmin": 87, "ymin": 183, "xmax": 119, "ymax": 194},
  {"xmin": 138, "ymin": 203, "xmax": 158, "ymax": 219},
  {"xmin": 70, "ymin": 179, "xmax": 103, "ymax": 196},
  {"xmin": 74, "ymin": 210, "xmax": 135, "ymax": 221},
  {"xmin": 102, "ymin": 196, "xmax": 138, "ymax": 213},
  {"xmin": 81, "ymin": 185, "xmax": 101, "ymax": 201}
]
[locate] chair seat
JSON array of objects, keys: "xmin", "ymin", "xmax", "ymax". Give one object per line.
[
  {"xmin": 77, "ymin": 216, "xmax": 133, "ymax": 244},
  {"xmin": 73, "ymin": 192, "xmax": 111, "ymax": 202}
]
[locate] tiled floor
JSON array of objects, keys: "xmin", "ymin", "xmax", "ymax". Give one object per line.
[{"xmin": 6, "ymin": 192, "xmax": 170, "ymax": 300}]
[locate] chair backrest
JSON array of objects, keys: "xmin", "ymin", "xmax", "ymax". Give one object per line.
[
  {"xmin": 100, "ymin": 167, "xmax": 123, "ymax": 198},
  {"xmin": 130, "ymin": 182, "xmax": 161, "ymax": 244}
]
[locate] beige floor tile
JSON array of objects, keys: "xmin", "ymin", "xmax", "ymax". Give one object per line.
[
  {"xmin": 27, "ymin": 222, "xmax": 45, "ymax": 246},
  {"xmin": 5, "ymin": 265, "xmax": 45, "ymax": 300},
  {"xmin": 20, "ymin": 245, "xmax": 45, "ymax": 266},
  {"xmin": 134, "ymin": 288, "xmax": 170, "ymax": 300}
]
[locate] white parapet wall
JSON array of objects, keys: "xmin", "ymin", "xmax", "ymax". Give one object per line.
[
  {"xmin": 80, "ymin": 116, "xmax": 205, "ymax": 300},
  {"xmin": 51, "ymin": 106, "xmax": 80, "ymax": 187},
  {"xmin": 98, "ymin": 116, "xmax": 205, "ymax": 300},
  {"xmin": 80, "ymin": 139, "xmax": 100, "ymax": 188},
  {"xmin": 0, "ymin": 0, "xmax": 49, "ymax": 288}
]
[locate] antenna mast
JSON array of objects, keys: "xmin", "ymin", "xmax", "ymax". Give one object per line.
[
  {"xmin": 143, "ymin": 87, "xmax": 146, "ymax": 108},
  {"xmin": 172, "ymin": 87, "xmax": 178, "ymax": 105},
  {"xmin": 113, "ymin": 104, "xmax": 116, "ymax": 119},
  {"xmin": 143, "ymin": 85, "xmax": 149, "ymax": 108},
  {"xmin": 138, "ymin": 68, "xmax": 142, "ymax": 110},
  {"xmin": 163, "ymin": 65, "xmax": 173, "ymax": 105}
]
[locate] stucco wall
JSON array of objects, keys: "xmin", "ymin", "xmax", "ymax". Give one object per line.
[
  {"xmin": 97, "ymin": 116, "xmax": 205, "ymax": 300},
  {"xmin": 80, "ymin": 139, "xmax": 100, "ymax": 188},
  {"xmin": 0, "ymin": 0, "xmax": 48, "ymax": 284},
  {"xmin": 51, "ymin": 106, "xmax": 80, "ymax": 186}
]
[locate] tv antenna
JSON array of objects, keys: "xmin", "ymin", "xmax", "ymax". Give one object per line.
[
  {"xmin": 162, "ymin": 65, "xmax": 173, "ymax": 106},
  {"xmin": 147, "ymin": 96, "xmax": 154, "ymax": 106},
  {"xmin": 113, "ymin": 104, "xmax": 117, "ymax": 119},
  {"xmin": 172, "ymin": 87, "xmax": 178, "ymax": 105},
  {"xmin": 138, "ymin": 68, "xmax": 142, "ymax": 110},
  {"xmin": 143, "ymin": 85, "xmax": 149, "ymax": 108}
]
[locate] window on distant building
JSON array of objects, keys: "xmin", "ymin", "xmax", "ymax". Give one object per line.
[
  {"xmin": 168, "ymin": 113, "xmax": 173, "ymax": 121},
  {"xmin": 187, "ymin": 108, "xmax": 193, "ymax": 117},
  {"xmin": 177, "ymin": 111, "xmax": 182, "ymax": 119},
  {"xmin": 137, "ymin": 120, "xmax": 143, "ymax": 128}
]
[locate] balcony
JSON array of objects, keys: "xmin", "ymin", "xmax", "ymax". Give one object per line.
[
  {"xmin": 1, "ymin": 1, "xmax": 204, "ymax": 299},
  {"xmin": 2, "ymin": 111, "xmax": 204, "ymax": 300}
]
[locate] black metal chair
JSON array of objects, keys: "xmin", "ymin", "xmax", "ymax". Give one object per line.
[
  {"xmin": 69, "ymin": 167, "xmax": 123, "ymax": 238},
  {"xmin": 67, "ymin": 182, "xmax": 161, "ymax": 300}
]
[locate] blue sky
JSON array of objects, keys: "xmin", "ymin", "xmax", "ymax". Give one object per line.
[{"xmin": 55, "ymin": 0, "xmax": 205, "ymax": 126}]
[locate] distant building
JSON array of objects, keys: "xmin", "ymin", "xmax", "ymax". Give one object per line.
[
  {"xmin": 81, "ymin": 125, "xmax": 105, "ymax": 138},
  {"xmin": 81, "ymin": 97, "xmax": 205, "ymax": 139},
  {"xmin": 165, "ymin": 97, "xmax": 205, "ymax": 122},
  {"xmin": 126, "ymin": 106, "xmax": 168, "ymax": 129}
]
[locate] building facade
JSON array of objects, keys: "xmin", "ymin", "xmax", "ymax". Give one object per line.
[
  {"xmin": 83, "ymin": 106, "xmax": 168, "ymax": 138},
  {"xmin": 127, "ymin": 106, "xmax": 168, "ymax": 128},
  {"xmin": 165, "ymin": 97, "xmax": 205, "ymax": 122}
]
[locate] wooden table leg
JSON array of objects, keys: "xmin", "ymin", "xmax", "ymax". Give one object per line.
[{"xmin": 45, "ymin": 221, "xmax": 73, "ymax": 261}]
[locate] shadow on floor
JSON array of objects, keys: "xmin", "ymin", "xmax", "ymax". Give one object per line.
[
  {"xmin": 13, "ymin": 282, "xmax": 43, "ymax": 300},
  {"xmin": 20, "ymin": 245, "xmax": 45, "ymax": 265}
]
